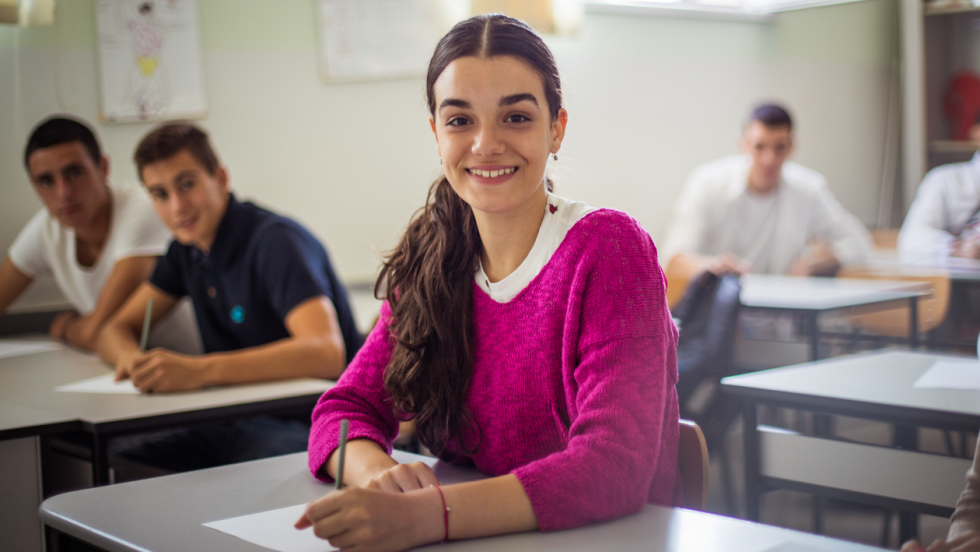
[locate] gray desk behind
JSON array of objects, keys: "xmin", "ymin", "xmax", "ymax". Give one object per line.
[
  {"xmin": 40, "ymin": 450, "xmax": 890, "ymax": 552},
  {"xmin": 0, "ymin": 346, "xmax": 333, "ymax": 485},
  {"xmin": 722, "ymin": 351, "xmax": 979, "ymax": 541},
  {"xmin": 0, "ymin": 401, "xmax": 78, "ymax": 552},
  {"xmin": 723, "ymin": 350, "xmax": 980, "ymax": 427},
  {"xmin": 0, "ymin": 400, "xmax": 78, "ymax": 441},
  {"xmin": 738, "ymin": 275, "xmax": 930, "ymax": 360},
  {"xmin": 862, "ymin": 257, "xmax": 980, "ymax": 283}
]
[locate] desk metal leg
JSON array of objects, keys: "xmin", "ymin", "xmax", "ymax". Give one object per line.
[
  {"xmin": 808, "ymin": 312, "xmax": 821, "ymax": 362},
  {"xmin": 895, "ymin": 425, "xmax": 919, "ymax": 542},
  {"xmin": 808, "ymin": 310, "xmax": 834, "ymax": 436},
  {"xmin": 908, "ymin": 297, "xmax": 919, "ymax": 350},
  {"xmin": 743, "ymin": 401, "xmax": 761, "ymax": 521},
  {"xmin": 91, "ymin": 433, "xmax": 110, "ymax": 487}
]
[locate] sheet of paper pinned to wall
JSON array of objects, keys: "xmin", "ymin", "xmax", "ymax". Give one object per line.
[
  {"xmin": 95, "ymin": 0, "xmax": 208, "ymax": 123},
  {"xmin": 316, "ymin": 0, "xmax": 449, "ymax": 82},
  {"xmin": 204, "ymin": 503, "xmax": 338, "ymax": 552},
  {"xmin": 914, "ymin": 360, "xmax": 980, "ymax": 390}
]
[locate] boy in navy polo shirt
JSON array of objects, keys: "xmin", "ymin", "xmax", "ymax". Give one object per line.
[{"xmin": 98, "ymin": 123, "xmax": 362, "ymax": 470}]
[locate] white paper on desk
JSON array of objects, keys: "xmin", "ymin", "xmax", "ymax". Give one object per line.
[
  {"xmin": 914, "ymin": 360, "xmax": 980, "ymax": 390},
  {"xmin": 0, "ymin": 340, "xmax": 60, "ymax": 359},
  {"xmin": 204, "ymin": 503, "xmax": 338, "ymax": 552},
  {"xmin": 758, "ymin": 543, "xmax": 838, "ymax": 552},
  {"xmin": 55, "ymin": 373, "xmax": 140, "ymax": 394}
]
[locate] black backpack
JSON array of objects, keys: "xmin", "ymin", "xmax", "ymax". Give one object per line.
[{"xmin": 673, "ymin": 272, "xmax": 742, "ymax": 416}]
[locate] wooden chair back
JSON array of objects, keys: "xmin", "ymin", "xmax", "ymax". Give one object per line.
[
  {"xmin": 869, "ymin": 229, "xmax": 901, "ymax": 250},
  {"xmin": 678, "ymin": 419, "xmax": 709, "ymax": 511},
  {"xmin": 666, "ymin": 260, "xmax": 698, "ymax": 310},
  {"xmin": 837, "ymin": 265, "xmax": 951, "ymax": 336}
]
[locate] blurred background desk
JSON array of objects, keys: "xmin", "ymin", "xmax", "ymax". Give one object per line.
[
  {"xmin": 722, "ymin": 350, "xmax": 979, "ymax": 542},
  {"xmin": 0, "ymin": 343, "xmax": 332, "ymax": 486},
  {"xmin": 739, "ymin": 275, "xmax": 930, "ymax": 361}
]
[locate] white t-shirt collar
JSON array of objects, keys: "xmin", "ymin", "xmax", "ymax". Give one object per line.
[{"xmin": 475, "ymin": 193, "xmax": 596, "ymax": 303}]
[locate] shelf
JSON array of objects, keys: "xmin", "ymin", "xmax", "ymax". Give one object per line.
[
  {"xmin": 924, "ymin": 2, "xmax": 980, "ymax": 15},
  {"xmin": 930, "ymin": 140, "xmax": 978, "ymax": 153}
]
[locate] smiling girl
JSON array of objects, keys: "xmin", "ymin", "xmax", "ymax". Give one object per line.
[{"xmin": 296, "ymin": 14, "xmax": 680, "ymax": 551}]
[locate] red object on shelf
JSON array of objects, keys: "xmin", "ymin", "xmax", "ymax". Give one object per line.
[{"xmin": 944, "ymin": 71, "xmax": 980, "ymax": 140}]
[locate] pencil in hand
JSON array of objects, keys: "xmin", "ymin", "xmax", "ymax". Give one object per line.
[
  {"xmin": 138, "ymin": 297, "xmax": 154, "ymax": 354},
  {"xmin": 336, "ymin": 419, "xmax": 350, "ymax": 491}
]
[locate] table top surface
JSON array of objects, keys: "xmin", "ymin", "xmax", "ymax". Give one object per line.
[
  {"xmin": 722, "ymin": 350, "xmax": 980, "ymax": 422},
  {"xmin": 739, "ymin": 275, "xmax": 930, "ymax": 311},
  {"xmin": 40, "ymin": 450, "xmax": 889, "ymax": 552},
  {"xmin": 0, "ymin": 342, "xmax": 332, "ymax": 431},
  {"xmin": 0, "ymin": 399, "xmax": 77, "ymax": 440},
  {"xmin": 862, "ymin": 257, "xmax": 980, "ymax": 282}
]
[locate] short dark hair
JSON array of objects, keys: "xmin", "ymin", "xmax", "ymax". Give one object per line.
[
  {"xmin": 133, "ymin": 123, "xmax": 219, "ymax": 181},
  {"xmin": 749, "ymin": 103, "xmax": 793, "ymax": 131},
  {"xmin": 23, "ymin": 116, "xmax": 102, "ymax": 169}
]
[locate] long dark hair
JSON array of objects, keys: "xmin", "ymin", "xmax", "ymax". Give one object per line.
[{"xmin": 376, "ymin": 14, "xmax": 564, "ymax": 457}]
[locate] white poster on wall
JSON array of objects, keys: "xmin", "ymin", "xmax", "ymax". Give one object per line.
[
  {"xmin": 95, "ymin": 0, "xmax": 208, "ymax": 123},
  {"xmin": 316, "ymin": 0, "xmax": 447, "ymax": 83}
]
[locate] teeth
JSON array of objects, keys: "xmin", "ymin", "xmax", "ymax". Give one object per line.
[{"xmin": 472, "ymin": 167, "xmax": 515, "ymax": 177}]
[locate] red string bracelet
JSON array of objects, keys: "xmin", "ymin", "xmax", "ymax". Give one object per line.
[{"xmin": 431, "ymin": 484, "xmax": 449, "ymax": 542}]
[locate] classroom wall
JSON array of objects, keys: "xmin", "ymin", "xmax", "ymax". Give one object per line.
[{"xmin": 0, "ymin": 0, "xmax": 899, "ymax": 311}]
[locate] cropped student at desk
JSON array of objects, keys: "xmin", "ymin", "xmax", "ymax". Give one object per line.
[
  {"xmin": 294, "ymin": 14, "xmax": 681, "ymax": 551},
  {"xmin": 97, "ymin": 124, "xmax": 363, "ymax": 471},
  {"xmin": 0, "ymin": 116, "xmax": 197, "ymax": 352}
]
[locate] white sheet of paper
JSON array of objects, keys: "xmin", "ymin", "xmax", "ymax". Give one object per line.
[
  {"xmin": 55, "ymin": 373, "xmax": 140, "ymax": 394},
  {"xmin": 914, "ymin": 360, "xmax": 980, "ymax": 390},
  {"xmin": 0, "ymin": 340, "xmax": 60, "ymax": 360},
  {"xmin": 758, "ymin": 543, "xmax": 838, "ymax": 552},
  {"xmin": 204, "ymin": 503, "xmax": 337, "ymax": 552}
]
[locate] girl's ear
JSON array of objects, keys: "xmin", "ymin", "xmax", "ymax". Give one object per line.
[
  {"xmin": 430, "ymin": 117, "xmax": 442, "ymax": 158},
  {"xmin": 551, "ymin": 108, "xmax": 568, "ymax": 154}
]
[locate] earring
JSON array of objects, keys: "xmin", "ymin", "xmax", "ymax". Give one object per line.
[
  {"xmin": 439, "ymin": 158, "xmax": 442, "ymax": 165},
  {"xmin": 552, "ymin": 153, "xmax": 558, "ymax": 161}
]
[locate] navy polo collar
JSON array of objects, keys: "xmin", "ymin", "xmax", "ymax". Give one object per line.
[{"xmin": 192, "ymin": 193, "xmax": 246, "ymax": 269}]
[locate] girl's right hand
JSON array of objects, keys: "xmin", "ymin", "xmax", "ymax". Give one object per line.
[
  {"xmin": 902, "ymin": 531, "xmax": 980, "ymax": 552},
  {"xmin": 364, "ymin": 461, "xmax": 441, "ymax": 493}
]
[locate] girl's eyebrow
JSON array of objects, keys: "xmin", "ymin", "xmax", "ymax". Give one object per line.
[
  {"xmin": 438, "ymin": 93, "xmax": 538, "ymax": 112},
  {"xmin": 439, "ymin": 98, "xmax": 470, "ymax": 111},
  {"xmin": 499, "ymin": 93, "xmax": 537, "ymax": 107}
]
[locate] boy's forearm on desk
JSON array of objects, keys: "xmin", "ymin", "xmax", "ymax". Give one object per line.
[
  {"xmin": 97, "ymin": 323, "xmax": 140, "ymax": 365},
  {"xmin": 205, "ymin": 336, "xmax": 345, "ymax": 385}
]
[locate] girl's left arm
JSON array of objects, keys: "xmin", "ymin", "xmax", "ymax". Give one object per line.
[{"xmin": 297, "ymin": 474, "xmax": 537, "ymax": 551}]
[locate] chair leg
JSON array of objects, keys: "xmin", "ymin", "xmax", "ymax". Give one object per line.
[
  {"xmin": 945, "ymin": 431, "xmax": 957, "ymax": 457},
  {"xmin": 718, "ymin": 439, "xmax": 737, "ymax": 516},
  {"xmin": 881, "ymin": 510, "xmax": 891, "ymax": 548},
  {"xmin": 813, "ymin": 495, "xmax": 824, "ymax": 534}
]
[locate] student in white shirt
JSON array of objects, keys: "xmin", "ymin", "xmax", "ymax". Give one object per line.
[
  {"xmin": 0, "ymin": 116, "xmax": 199, "ymax": 352},
  {"xmin": 898, "ymin": 119, "xmax": 980, "ymax": 264},
  {"xmin": 661, "ymin": 104, "xmax": 872, "ymax": 283}
]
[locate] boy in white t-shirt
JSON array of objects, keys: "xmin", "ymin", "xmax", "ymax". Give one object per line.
[
  {"xmin": 662, "ymin": 103, "xmax": 872, "ymax": 282},
  {"xmin": 0, "ymin": 116, "xmax": 199, "ymax": 352}
]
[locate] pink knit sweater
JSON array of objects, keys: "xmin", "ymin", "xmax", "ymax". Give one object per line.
[{"xmin": 308, "ymin": 209, "xmax": 680, "ymax": 532}]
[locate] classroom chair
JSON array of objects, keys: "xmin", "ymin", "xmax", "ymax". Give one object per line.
[
  {"xmin": 678, "ymin": 419, "xmax": 710, "ymax": 511},
  {"xmin": 868, "ymin": 229, "xmax": 901, "ymax": 251},
  {"xmin": 837, "ymin": 265, "xmax": 950, "ymax": 343}
]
